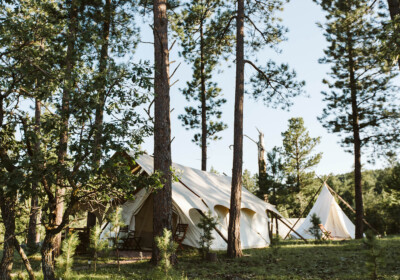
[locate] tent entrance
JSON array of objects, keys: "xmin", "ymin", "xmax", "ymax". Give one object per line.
[{"xmin": 132, "ymin": 194, "xmax": 179, "ymax": 250}]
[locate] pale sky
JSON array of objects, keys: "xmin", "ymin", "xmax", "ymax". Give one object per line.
[{"xmin": 135, "ymin": 0, "xmax": 381, "ymax": 177}]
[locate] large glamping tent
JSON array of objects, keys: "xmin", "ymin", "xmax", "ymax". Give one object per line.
[
  {"xmin": 104, "ymin": 153, "xmax": 291, "ymax": 250},
  {"xmin": 291, "ymin": 184, "xmax": 356, "ymax": 240}
]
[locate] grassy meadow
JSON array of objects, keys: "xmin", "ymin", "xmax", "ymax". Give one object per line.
[{"xmin": 5, "ymin": 236, "xmax": 400, "ymax": 280}]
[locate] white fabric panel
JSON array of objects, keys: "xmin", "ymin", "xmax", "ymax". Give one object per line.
[{"xmin": 291, "ymin": 185, "xmax": 355, "ymax": 240}]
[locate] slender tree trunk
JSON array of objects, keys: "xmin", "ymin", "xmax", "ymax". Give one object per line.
[
  {"xmin": 42, "ymin": 2, "xmax": 79, "ymax": 279},
  {"xmin": 53, "ymin": 0, "xmax": 78, "ymax": 258},
  {"xmin": 27, "ymin": 99, "xmax": 41, "ymax": 251},
  {"xmin": 0, "ymin": 194, "xmax": 16, "ymax": 280},
  {"xmin": 258, "ymin": 131, "xmax": 267, "ymax": 192},
  {"xmin": 228, "ymin": 0, "xmax": 244, "ymax": 258},
  {"xmin": 200, "ymin": 21, "xmax": 207, "ymax": 171},
  {"xmin": 386, "ymin": 0, "xmax": 400, "ymax": 69},
  {"xmin": 152, "ymin": 0, "xmax": 173, "ymax": 264},
  {"xmin": 347, "ymin": 31, "xmax": 364, "ymax": 239},
  {"xmin": 88, "ymin": 0, "xmax": 112, "ymax": 231},
  {"xmin": 14, "ymin": 239, "xmax": 36, "ymax": 280}
]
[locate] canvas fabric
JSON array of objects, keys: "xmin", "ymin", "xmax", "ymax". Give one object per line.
[
  {"xmin": 103, "ymin": 153, "xmax": 290, "ymax": 250},
  {"xmin": 291, "ymin": 185, "xmax": 355, "ymax": 240}
]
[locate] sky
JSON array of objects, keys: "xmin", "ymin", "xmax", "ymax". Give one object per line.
[{"xmin": 134, "ymin": 0, "xmax": 381, "ymax": 177}]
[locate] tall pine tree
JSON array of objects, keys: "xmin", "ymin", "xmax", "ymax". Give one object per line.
[
  {"xmin": 317, "ymin": 0, "xmax": 400, "ymax": 239},
  {"xmin": 172, "ymin": 0, "xmax": 233, "ymax": 171}
]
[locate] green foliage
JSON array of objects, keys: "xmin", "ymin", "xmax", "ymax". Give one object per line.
[
  {"xmin": 155, "ymin": 228, "xmax": 178, "ymax": 275},
  {"xmin": 56, "ymin": 232, "xmax": 80, "ymax": 277},
  {"xmin": 197, "ymin": 211, "xmax": 218, "ymax": 258},
  {"xmin": 363, "ymin": 231, "xmax": 382, "ymax": 280},
  {"xmin": 109, "ymin": 207, "xmax": 126, "ymax": 271},
  {"xmin": 282, "ymin": 118, "xmax": 322, "ymax": 192},
  {"xmin": 317, "ymin": 0, "xmax": 400, "ymax": 153},
  {"xmin": 268, "ymin": 236, "xmax": 281, "ymax": 263},
  {"xmin": 172, "ymin": 0, "xmax": 232, "ymax": 150},
  {"xmin": 309, "ymin": 213, "xmax": 322, "ymax": 240},
  {"xmin": 90, "ymin": 224, "xmax": 108, "ymax": 272},
  {"xmin": 242, "ymin": 169, "xmax": 258, "ymax": 194}
]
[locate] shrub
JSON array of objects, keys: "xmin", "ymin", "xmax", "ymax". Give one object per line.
[
  {"xmin": 308, "ymin": 213, "xmax": 322, "ymax": 240},
  {"xmin": 197, "ymin": 211, "xmax": 218, "ymax": 259},
  {"xmin": 155, "ymin": 228, "xmax": 178, "ymax": 275},
  {"xmin": 56, "ymin": 232, "xmax": 80, "ymax": 278}
]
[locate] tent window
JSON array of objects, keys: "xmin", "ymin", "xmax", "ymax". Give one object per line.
[{"xmin": 214, "ymin": 205, "xmax": 229, "ymax": 227}]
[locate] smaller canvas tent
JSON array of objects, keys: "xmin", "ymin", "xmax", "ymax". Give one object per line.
[
  {"xmin": 291, "ymin": 184, "xmax": 355, "ymax": 239},
  {"xmin": 102, "ymin": 153, "xmax": 294, "ymax": 250}
]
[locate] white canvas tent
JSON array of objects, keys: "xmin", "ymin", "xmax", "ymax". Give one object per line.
[
  {"xmin": 291, "ymin": 184, "xmax": 356, "ymax": 240},
  {"xmin": 103, "ymin": 153, "xmax": 291, "ymax": 250}
]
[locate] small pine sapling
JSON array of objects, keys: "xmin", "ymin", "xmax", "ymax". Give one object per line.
[
  {"xmin": 309, "ymin": 213, "xmax": 322, "ymax": 240},
  {"xmin": 89, "ymin": 224, "xmax": 107, "ymax": 272},
  {"xmin": 363, "ymin": 230, "xmax": 381, "ymax": 280},
  {"xmin": 109, "ymin": 207, "xmax": 125, "ymax": 271},
  {"xmin": 197, "ymin": 211, "xmax": 218, "ymax": 259},
  {"xmin": 56, "ymin": 232, "xmax": 80, "ymax": 278},
  {"xmin": 155, "ymin": 228, "xmax": 178, "ymax": 276}
]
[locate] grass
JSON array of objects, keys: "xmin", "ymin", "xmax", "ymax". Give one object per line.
[{"xmin": 4, "ymin": 235, "xmax": 400, "ymax": 279}]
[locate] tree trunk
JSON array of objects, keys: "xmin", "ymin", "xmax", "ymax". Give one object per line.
[
  {"xmin": 88, "ymin": 0, "xmax": 112, "ymax": 232},
  {"xmin": 0, "ymin": 194, "xmax": 16, "ymax": 280},
  {"xmin": 227, "ymin": 0, "xmax": 244, "ymax": 258},
  {"xmin": 14, "ymin": 239, "xmax": 36, "ymax": 280},
  {"xmin": 386, "ymin": 0, "xmax": 400, "ymax": 69},
  {"xmin": 152, "ymin": 0, "xmax": 173, "ymax": 264},
  {"xmin": 41, "ymin": 233, "xmax": 57, "ymax": 280},
  {"xmin": 27, "ymin": 99, "xmax": 41, "ymax": 251},
  {"xmin": 347, "ymin": 31, "xmax": 364, "ymax": 239},
  {"xmin": 200, "ymin": 20, "xmax": 207, "ymax": 171},
  {"xmin": 258, "ymin": 131, "xmax": 267, "ymax": 192},
  {"xmin": 42, "ymin": 2, "xmax": 79, "ymax": 278}
]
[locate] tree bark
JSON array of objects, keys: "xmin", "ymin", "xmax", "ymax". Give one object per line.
[
  {"xmin": 386, "ymin": 0, "xmax": 400, "ymax": 69},
  {"xmin": 14, "ymin": 238, "xmax": 36, "ymax": 280},
  {"xmin": 27, "ymin": 99, "xmax": 41, "ymax": 251},
  {"xmin": 41, "ymin": 2, "xmax": 79, "ymax": 279},
  {"xmin": 200, "ymin": 20, "xmax": 207, "ymax": 171},
  {"xmin": 0, "ymin": 194, "xmax": 16, "ymax": 280},
  {"xmin": 227, "ymin": 0, "xmax": 244, "ymax": 258},
  {"xmin": 347, "ymin": 31, "xmax": 364, "ymax": 239},
  {"xmin": 53, "ymin": 0, "xmax": 79, "ymax": 259},
  {"xmin": 152, "ymin": 0, "xmax": 173, "ymax": 264},
  {"xmin": 41, "ymin": 234, "xmax": 57, "ymax": 280},
  {"xmin": 88, "ymin": 0, "xmax": 112, "ymax": 231}
]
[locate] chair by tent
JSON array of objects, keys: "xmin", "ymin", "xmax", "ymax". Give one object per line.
[
  {"xmin": 291, "ymin": 184, "xmax": 356, "ymax": 240},
  {"xmin": 102, "ymin": 153, "xmax": 301, "ymax": 250}
]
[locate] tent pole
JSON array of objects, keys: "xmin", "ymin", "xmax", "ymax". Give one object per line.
[
  {"xmin": 277, "ymin": 217, "xmax": 307, "ymax": 243},
  {"xmin": 267, "ymin": 211, "xmax": 272, "ymax": 240},
  {"xmin": 324, "ymin": 183, "xmax": 379, "ymax": 235},
  {"xmin": 283, "ymin": 184, "xmax": 323, "ymax": 239}
]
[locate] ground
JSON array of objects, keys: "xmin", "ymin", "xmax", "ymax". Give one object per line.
[{"xmin": 5, "ymin": 236, "xmax": 400, "ymax": 279}]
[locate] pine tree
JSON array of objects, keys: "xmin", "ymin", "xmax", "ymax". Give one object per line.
[
  {"xmin": 281, "ymin": 117, "xmax": 322, "ymax": 193},
  {"xmin": 317, "ymin": 0, "xmax": 400, "ymax": 238},
  {"xmin": 228, "ymin": 0, "xmax": 304, "ymax": 258},
  {"xmin": 152, "ymin": 0, "xmax": 174, "ymax": 264},
  {"xmin": 172, "ymin": 0, "xmax": 233, "ymax": 171}
]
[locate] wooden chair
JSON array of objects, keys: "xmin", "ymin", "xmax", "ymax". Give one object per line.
[
  {"xmin": 173, "ymin": 224, "xmax": 189, "ymax": 250},
  {"xmin": 319, "ymin": 224, "xmax": 333, "ymax": 240}
]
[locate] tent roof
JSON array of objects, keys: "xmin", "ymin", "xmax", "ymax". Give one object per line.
[
  {"xmin": 129, "ymin": 152, "xmax": 283, "ymax": 218},
  {"xmin": 292, "ymin": 184, "xmax": 355, "ymax": 239}
]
